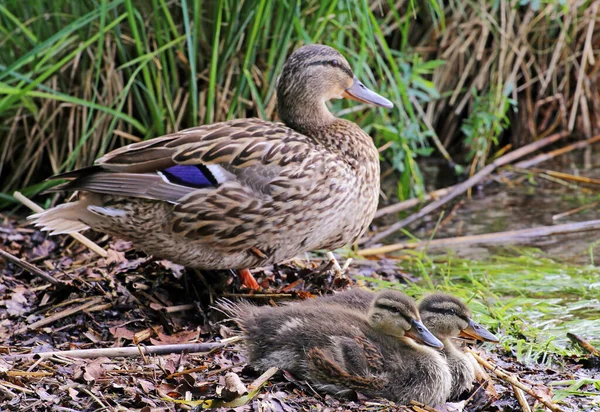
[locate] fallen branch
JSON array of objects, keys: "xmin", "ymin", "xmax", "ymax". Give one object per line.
[
  {"xmin": 2, "ymin": 336, "xmax": 242, "ymax": 361},
  {"xmin": 374, "ymin": 132, "xmax": 600, "ymax": 220},
  {"xmin": 0, "ymin": 248, "xmax": 63, "ymax": 286},
  {"xmin": 566, "ymin": 333, "xmax": 600, "ymax": 356},
  {"xmin": 363, "ymin": 131, "xmax": 570, "ymax": 245},
  {"xmin": 513, "ymin": 384, "xmax": 533, "ymax": 412},
  {"xmin": 469, "ymin": 351, "xmax": 565, "ymax": 412},
  {"xmin": 513, "ymin": 133, "xmax": 600, "ymax": 169},
  {"xmin": 13, "ymin": 191, "xmax": 108, "ymax": 258},
  {"xmin": 358, "ymin": 219, "xmax": 600, "ymax": 256},
  {"xmin": 13, "ymin": 297, "xmax": 104, "ymax": 336}
]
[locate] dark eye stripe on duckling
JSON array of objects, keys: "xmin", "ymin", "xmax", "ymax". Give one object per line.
[
  {"xmin": 425, "ymin": 306, "xmax": 470, "ymax": 323},
  {"xmin": 374, "ymin": 303, "xmax": 412, "ymax": 322},
  {"xmin": 306, "ymin": 60, "xmax": 353, "ymax": 78},
  {"xmin": 159, "ymin": 164, "xmax": 219, "ymax": 188}
]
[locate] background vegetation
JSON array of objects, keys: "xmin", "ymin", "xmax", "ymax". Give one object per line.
[{"xmin": 0, "ymin": 0, "xmax": 599, "ymax": 206}]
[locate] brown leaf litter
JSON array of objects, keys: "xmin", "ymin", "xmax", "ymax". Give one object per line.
[{"xmin": 0, "ymin": 213, "xmax": 598, "ymax": 411}]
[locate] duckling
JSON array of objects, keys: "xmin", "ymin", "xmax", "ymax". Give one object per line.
[
  {"xmin": 217, "ymin": 291, "xmax": 452, "ymax": 406},
  {"xmin": 29, "ymin": 44, "xmax": 393, "ymax": 290},
  {"xmin": 308, "ymin": 289, "xmax": 499, "ymax": 400},
  {"xmin": 418, "ymin": 293, "xmax": 499, "ymax": 399}
]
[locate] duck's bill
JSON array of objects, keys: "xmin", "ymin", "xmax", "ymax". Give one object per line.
[
  {"xmin": 342, "ymin": 76, "xmax": 394, "ymax": 109},
  {"xmin": 405, "ymin": 319, "xmax": 444, "ymax": 350},
  {"xmin": 459, "ymin": 319, "xmax": 500, "ymax": 343}
]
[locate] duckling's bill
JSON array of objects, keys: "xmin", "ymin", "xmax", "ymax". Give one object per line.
[
  {"xmin": 459, "ymin": 318, "xmax": 499, "ymax": 343},
  {"xmin": 405, "ymin": 319, "xmax": 445, "ymax": 349},
  {"xmin": 342, "ymin": 76, "xmax": 394, "ymax": 108}
]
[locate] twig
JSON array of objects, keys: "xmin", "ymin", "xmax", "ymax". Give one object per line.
[
  {"xmin": 513, "ymin": 384, "xmax": 532, "ymax": 412},
  {"xmin": 163, "ymin": 304, "xmax": 196, "ymax": 313},
  {"xmin": 358, "ymin": 219, "xmax": 600, "ymax": 256},
  {"xmin": 375, "ymin": 132, "xmax": 600, "ymax": 220},
  {"xmin": 13, "ymin": 297, "xmax": 104, "ymax": 335},
  {"xmin": 468, "ymin": 350, "xmax": 565, "ymax": 412},
  {"xmin": 552, "ymin": 202, "xmax": 600, "ymax": 221},
  {"xmin": 374, "ymin": 187, "xmax": 452, "ymax": 218},
  {"xmin": 13, "ymin": 191, "xmax": 108, "ymax": 258},
  {"xmin": 248, "ymin": 366, "xmax": 279, "ymax": 391},
  {"xmin": 2, "ymin": 336, "xmax": 242, "ymax": 361},
  {"xmin": 535, "ymin": 169, "xmax": 600, "ymax": 186},
  {"xmin": 0, "ymin": 248, "xmax": 63, "ymax": 286},
  {"xmin": 363, "ymin": 131, "xmax": 569, "ymax": 245},
  {"xmin": 566, "ymin": 333, "xmax": 600, "ymax": 356},
  {"xmin": 0, "ymin": 380, "xmax": 35, "ymax": 394},
  {"xmin": 513, "ymin": 133, "xmax": 600, "ymax": 169}
]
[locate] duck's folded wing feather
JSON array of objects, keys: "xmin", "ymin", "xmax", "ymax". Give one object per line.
[{"xmin": 48, "ymin": 119, "xmax": 308, "ymax": 203}]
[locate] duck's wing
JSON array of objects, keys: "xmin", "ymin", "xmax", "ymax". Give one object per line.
[
  {"xmin": 47, "ymin": 118, "xmax": 318, "ymax": 204},
  {"xmin": 307, "ymin": 347, "xmax": 384, "ymax": 391}
]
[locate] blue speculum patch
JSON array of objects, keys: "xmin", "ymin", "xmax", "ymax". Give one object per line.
[{"xmin": 161, "ymin": 164, "xmax": 217, "ymax": 187}]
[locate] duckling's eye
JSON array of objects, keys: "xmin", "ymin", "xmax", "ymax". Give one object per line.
[
  {"xmin": 392, "ymin": 307, "xmax": 400, "ymax": 314},
  {"xmin": 331, "ymin": 59, "xmax": 340, "ymax": 67},
  {"xmin": 449, "ymin": 309, "xmax": 456, "ymax": 315}
]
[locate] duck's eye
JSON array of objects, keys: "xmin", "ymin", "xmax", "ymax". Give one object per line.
[
  {"xmin": 392, "ymin": 307, "xmax": 400, "ymax": 314},
  {"xmin": 331, "ymin": 59, "xmax": 339, "ymax": 67},
  {"xmin": 449, "ymin": 309, "xmax": 456, "ymax": 315}
]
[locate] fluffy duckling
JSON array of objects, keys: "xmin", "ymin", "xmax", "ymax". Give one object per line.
[
  {"xmin": 308, "ymin": 289, "xmax": 499, "ymax": 399},
  {"xmin": 418, "ymin": 293, "xmax": 499, "ymax": 399},
  {"xmin": 217, "ymin": 291, "xmax": 452, "ymax": 406}
]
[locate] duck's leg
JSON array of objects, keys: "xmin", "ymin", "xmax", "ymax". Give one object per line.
[{"xmin": 238, "ymin": 268, "xmax": 260, "ymax": 290}]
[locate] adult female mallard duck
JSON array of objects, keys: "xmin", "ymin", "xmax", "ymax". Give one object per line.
[
  {"xmin": 29, "ymin": 44, "xmax": 393, "ymax": 289},
  {"xmin": 217, "ymin": 291, "xmax": 452, "ymax": 406},
  {"xmin": 308, "ymin": 288, "xmax": 499, "ymax": 400}
]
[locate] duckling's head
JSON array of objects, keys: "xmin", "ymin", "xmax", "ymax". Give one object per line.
[
  {"xmin": 368, "ymin": 291, "xmax": 444, "ymax": 349},
  {"xmin": 419, "ymin": 294, "xmax": 499, "ymax": 343},
  {"xmin": 277, "ymin": 44, "xmax": 393, "ymax": 130}
]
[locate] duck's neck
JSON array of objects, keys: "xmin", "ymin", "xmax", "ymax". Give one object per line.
[
  {"xmin": 277, "ymin": 96, "xmax": 336, "ymax": 136},
  {"xmin": 441, "ymin": 337, "xmax": 462, "ymax": 358}
]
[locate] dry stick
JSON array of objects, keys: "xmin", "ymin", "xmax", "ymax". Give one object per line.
[
  {"xmin": 375, "ymin": 187, "xmax": 452, "ymax": 218},
  {"xmin": 13, "ymin": 191, "xmax": 108, "ymax": 258},
  {"xmin": 566, "ymin": 333, "xmax": 600, "ymax": 356},
  {"xmin": 248, "ymin": 366, "xmax": 278, "ymax": 391},
  {"xmin": 538, "ymin": 169, "xmax": 600, "ymax": 186},
  {"xmin": 365, "ymin": 131, "xmax": 569, "ymax": 243},
  {"xmin": 374, "ymin": 132, "xmax": 600, "ymax": 220},
  {"xmin": 2, "ymin": 336, "xmax": 242, "ymax": 362},
  {"xmin": 14, "ymin": 297, "xmax": 103, "ymax": 335},
  {"xmin": 552, "ymin": 202, "xmax": 600, "ymax": 221},
  {"xmin": 513, "ymin": 133, "xmax": 600, "ymax": 169},
  {"xmin": 358, "ymin": 219, "xmax": 600, "ymax": 256},
  {"xmin": 0, "ymin": 248, "xmax": 62, "ymax": 286},
  {"xmin": 513, "ymin": 384, "xmax": 533, "ymax": 412},
  {"xmin": 469, "ymin": 351, "xmax": 565, "ymax": 412}
]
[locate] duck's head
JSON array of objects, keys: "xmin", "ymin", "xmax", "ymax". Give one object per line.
[
  {"xmin": 368, "ymin": 291, "xmax": 444, "ymax": 349},
  {"xmin": 418, "ymin": 294, "xmax": 499, "ymax": 343},
  {"xmin": 277, "ymin": 44, "xmax": 393, "ymax": 130}
]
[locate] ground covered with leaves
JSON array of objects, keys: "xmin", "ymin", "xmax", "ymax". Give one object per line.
[{"xmin": 0, "ymin": 214, "xmax": 598, "ymax": 411}]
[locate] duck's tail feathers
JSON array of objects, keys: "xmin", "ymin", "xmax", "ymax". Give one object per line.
[{"xmin": 27, "ymin": 196, "xmax": 100, "ymax": 235}]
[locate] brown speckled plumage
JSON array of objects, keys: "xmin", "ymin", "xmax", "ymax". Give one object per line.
[
  {"xmin": 29, "ymin": 45, "xmax": 392, "ymax": 271},
  {"xmin": 310, "ymin": 289, "xmax": 500, "ymax": 400},
  {"xmin": 216, "ymin": 291, "xmax": 452, "ymax": 406}
]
